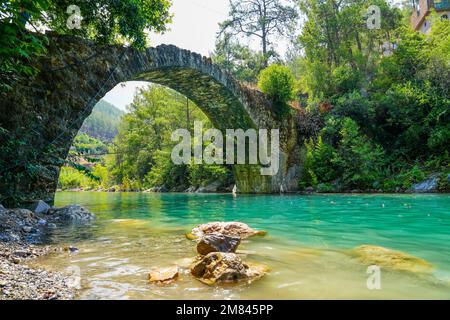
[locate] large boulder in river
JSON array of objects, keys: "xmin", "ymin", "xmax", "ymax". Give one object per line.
[
  {"xmin": 191, "ymin": 252, "xmax": 268, "ymax": 285},
  {"xmin": 46, "ymin": 205, "xmax": 95, "ymax": 224},
  {"xmin": 351, "ymin": 245, "xmax": 433, "ymax": 273},
  {"xmin": 186, "ymin": 222, "xmax": 267, "ymax": 240},
  {"xmin": 197, "ymin": 233, "xmax": 241, "ymax": 255}
]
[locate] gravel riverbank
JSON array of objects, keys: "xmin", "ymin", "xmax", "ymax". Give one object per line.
[{"xmin": 0, "ymin": 203, "xmax": 94, "ymax": 300}]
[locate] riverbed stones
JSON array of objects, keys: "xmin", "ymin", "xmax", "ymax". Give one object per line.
[
  {"xmin": 46, "ymin": 205, "xmax": 95, "ymax": 224},
  {"xmin": 187, "ymin": 222, "xmax": 267, "ymax": 240},
  {"xmin": 190, "ymin": 252, "xmax": 268, "ymax": 285},
  {"xmin": 351, "ymin": 245, "xmax": 433, "ymax": 273},
  {"xmin": 1, "ymin": 205, "xmax": 95, "ymax": 243},
  {"xmin": 197, "ymin": 233, "xmax": 241, "ymax": 255},
  {"xmin": 148, "ymin": 266, "xmax": 179, "ymax": 284},
  {"xmin": 195, "ymin": 180, "xmax": 222, "ymax": 193}
]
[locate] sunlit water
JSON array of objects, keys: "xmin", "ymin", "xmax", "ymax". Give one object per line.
[{"xmin": 33, "ymin": 192, "xmax": 450, "ymax": 299}]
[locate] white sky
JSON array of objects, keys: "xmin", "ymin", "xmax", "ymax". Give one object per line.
[{"xmin": 103, "ymin": 0, "xmax": 230, "ymax": 111}]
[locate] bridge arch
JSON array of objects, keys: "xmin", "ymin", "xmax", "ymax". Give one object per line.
[{"xmin": 0, "ymin": 33, "xmax": 301, "ymax": 205}]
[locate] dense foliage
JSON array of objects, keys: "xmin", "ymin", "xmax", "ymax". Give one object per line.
[
  {"xmin": 59, "ymin": 85, "xmax": 233, "ymax": 192},
  {"xmin": 293, "ymin": 0, "xmax": 450, "ymax": 192}
]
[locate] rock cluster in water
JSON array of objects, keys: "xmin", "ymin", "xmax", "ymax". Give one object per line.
[
  {"xmin": 149, "ymin": 222, "xmax": 268, "ymax": 286},
  {"xmin": 191, "ymin": 252, "xmax": 269, "ymax": 285},
  {"xmin": 196, "ymin": 233, "xmax": 241, "ymax": 255},
  {"xmin": 186, "ymin": 221, "xmax": 267, "ymax": 240}
]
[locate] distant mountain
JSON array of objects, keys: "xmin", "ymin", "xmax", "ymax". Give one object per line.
[{"xmin": 80, "ymin": 100, "xmax": 124, "ymax": 143}]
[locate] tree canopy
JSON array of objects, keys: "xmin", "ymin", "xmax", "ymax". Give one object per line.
[
  {"xmin": 0, "ymin": 0, "xmax": 172, "ymax": 92},
  {"xmin": 219, "ymin": 0, "xmax": 298, "ymax": 67}
]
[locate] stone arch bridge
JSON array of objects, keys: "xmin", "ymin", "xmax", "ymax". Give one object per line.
[{"xmin": 0, "ymin": 33, "xmax": 302, "ymax": 204}]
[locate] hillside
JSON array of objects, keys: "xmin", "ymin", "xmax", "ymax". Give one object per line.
[{"xmin": 80, "ymin": 100, "xmax": 124, "ymax": 142}]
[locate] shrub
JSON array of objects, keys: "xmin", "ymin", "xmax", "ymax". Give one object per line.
[
  {"xmin": 258, "ymin": 64, "xmax": 295, "ymax": 112},
  {"xmin": 189, "ymin": 164, "xmax": 232, "ymax": 188},
  {"xmin": 58, "ymin": 167, "xmax": 90, "ymax": 190},
  {"xmin": 331, "ymin": 65, "xmax": 362, "ymax": 94},
  {"xmin": 334, "ymin": 118, "xmax": 385, "ymax": 189},
  {"xmin": 303, "ymin": 136, "xmax": 338, "ymax": 188}
]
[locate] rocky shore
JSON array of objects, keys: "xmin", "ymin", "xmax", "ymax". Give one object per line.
[
  {"xmin": 0, "ymin": 203, "xmax": 95, "ymax": 300},
  {"xmin": 0, "ymin": 242, "xmax": 75, "ymax": 300}
]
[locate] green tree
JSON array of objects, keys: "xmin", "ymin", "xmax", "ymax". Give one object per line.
[
  {"xmin": 212, "ymin": 33, "xmax": 266, "ymax": 83},
  {"xmin": 295, "ymin": 0, "xmax": 402, "ymax": 99},
  {"xmin": 334, "ymin": 118, "xmax": 385, "ymax": 189},
  {"xmin": 220, "ymin": 0, "xmax": 298, "ymax": 67}
]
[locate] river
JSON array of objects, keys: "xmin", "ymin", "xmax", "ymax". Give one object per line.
[{"xmin": 32, "ymin": 192, "xmax": 450, "ymax": 299}]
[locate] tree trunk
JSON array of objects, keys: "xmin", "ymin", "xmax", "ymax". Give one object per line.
[{"xmin": 186, "ymin": 97, "xmax": 190, "ymax": 132}]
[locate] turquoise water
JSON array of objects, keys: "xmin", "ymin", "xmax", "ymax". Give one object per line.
[{"xmin": 35, "ymin": 192, "xmax": 450, "ymax": 299}]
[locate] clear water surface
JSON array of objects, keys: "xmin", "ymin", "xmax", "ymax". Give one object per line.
[{"xmin": 33, "ymin": 192, "xmax": 450, "ymax": 299}]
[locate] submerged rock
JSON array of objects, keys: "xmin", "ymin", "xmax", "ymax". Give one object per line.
[
  {"xmin": 63, "ymin": 246, "xmax": 79, "ymax": 254},
  {"xmin": 191, "ymin": 252, "xmax": 268, "ymax": 285},
  {"xmin": 148, "ymin": 266, "xmax": 179, "ymax": 284},
  {"xmin": 197, "ymin": 233, "xmax": 241, "ymax": 255},
  {"xmin": 351, "ymin": 245, "xmax": 433, "ymax": 273},
  {"xmin": 46, "ymin": 205, "xmax": 95, "ymax": 224},
  {"xmin": 187, "ymin": 222, "xmax": 267, "ymax": 240}
]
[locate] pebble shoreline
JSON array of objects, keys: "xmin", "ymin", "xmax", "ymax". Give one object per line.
[
  {"xmin": 0, "ymin": 242, "xmax": 76, "ymax": 300},
  {"xmin": 0, "ymin": 204, "xmax": 94, "ymax": 300}
]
